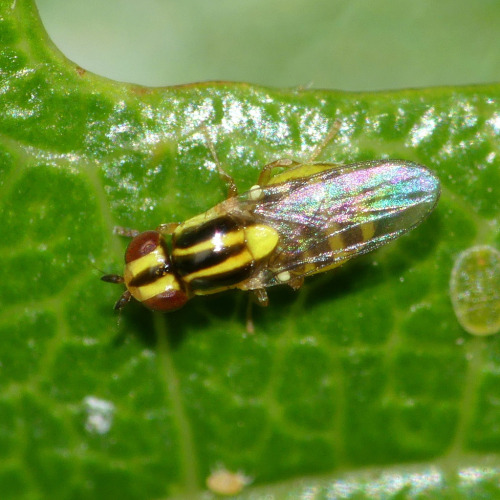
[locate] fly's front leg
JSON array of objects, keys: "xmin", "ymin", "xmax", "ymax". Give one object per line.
[
  {"xmin": 113, "ymin": 226, "xmax": 140, "ymax": 238},
  {"xmin": 100, "ymin": 271, "xmax": 129, "ymax": 310},
  {"xmin": 156, "ymin": 222, "xmax": 180, "ymax": 235}
]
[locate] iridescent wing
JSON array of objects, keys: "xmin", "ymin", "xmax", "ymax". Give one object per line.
[{"xmin": 237, "ymin": 160, "xmax": 440, "ymax": 288}]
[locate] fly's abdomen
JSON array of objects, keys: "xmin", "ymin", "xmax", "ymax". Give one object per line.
[{"xmin": 172, "ymin": 214, "xmax": 280, "ymax": 295}]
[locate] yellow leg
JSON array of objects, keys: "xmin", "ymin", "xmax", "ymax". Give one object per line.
[
  {"xmin": 307, "ymin": 119, "xmax": 342, "ymax": 162},
  {"xmin": 156, "ymin": 222, "xmax": 180, "ymax": 235},
  {"xmin": 245, "ymin": 295, "xmax": 255, "ymax": 334},
  {"xmin": 257, "ymin": 159, "xmax": 301, "ymax": 186},
  {"xmin": 202, "ymin": 126, "xmax": 238, "ymax": 198},
  {"xmin": 245, "ymin": 288, "xmax": 269, "ymax": 334},
  {"xmin": 255, "ymin": 120, "xmax": 343, "ymax": 187}
]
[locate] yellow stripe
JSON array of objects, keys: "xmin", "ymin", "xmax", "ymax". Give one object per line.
[
  {"xmin": 182, "ymin": 224, "xmax": 278, "ymax": 284},
  {"xmin": 183, "ymin": 249, "xmax": 254, "ymax": 283},
  {"xmin": 172, "ymin": 229, "xmax": 245, "ymax": 257},
  {"xmin": 125, "ymin": 247, "xmax": 167, "ymax": 276},
  {"xmin": 131, "ymin": 274, "xmax": 181, "ymax": 302}
]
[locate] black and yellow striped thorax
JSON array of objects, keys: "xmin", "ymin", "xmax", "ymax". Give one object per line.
[{"xmin": 171, "ymin": 213, "xmax": 279, "ymax": 295}]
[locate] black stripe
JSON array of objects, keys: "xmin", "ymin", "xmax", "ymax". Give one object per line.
[
  {"xmin": 128, "ymin": 265, "xmax": 168, "ymax": 287},
  {"xmin": 175, "ymin": 216, "xmax": 240, "ymax": 249},
  {"xmin": 341, "ymin": 224, "xmax": 364, "ymax": 248},
  {"xmin": 189, "ymin": 262, "xmax": 254, "ymax": 291},
  {"xmin": 173, "ymin": 243, "xmax": 246, "ymax": 276}
]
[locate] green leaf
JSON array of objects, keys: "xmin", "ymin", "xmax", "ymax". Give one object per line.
[{"xmin": 1, "ymin": 1, "xmax": 499, "ymax": 499}]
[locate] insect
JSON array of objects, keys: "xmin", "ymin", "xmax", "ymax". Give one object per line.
[{"xmin": 102, "ymin": 128, "xmax": 440, "ymax": 316}]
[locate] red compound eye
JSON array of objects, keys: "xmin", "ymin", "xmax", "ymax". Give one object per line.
[
  {"xmin": 125, "ymin": 231, "xmax": 167, "ymax": 264},
  {"xmin": 122, "ymin": 230, "xmax": 190, "ymax": 311},
  {"xmin": 142, "ymin": 287, "xmax": 189, "ymax": 311}
]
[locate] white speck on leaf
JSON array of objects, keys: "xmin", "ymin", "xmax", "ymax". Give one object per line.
[{"xmin": 83, "ymin": 396, "xmax": 115, "ymax": 435}]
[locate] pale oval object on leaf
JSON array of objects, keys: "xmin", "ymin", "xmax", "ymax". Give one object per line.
[
  {"xmin": 450, "ymin": 245, "xmax": 500, "ymax": 336},
  {"xmin": 206, "ymin": 468, "xmax": 252, "ymax": 496}
]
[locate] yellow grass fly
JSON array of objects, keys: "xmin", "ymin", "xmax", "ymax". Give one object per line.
[{"xmin": 102, "ymin": 123, "xmax": 440, "ymax": 322}]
